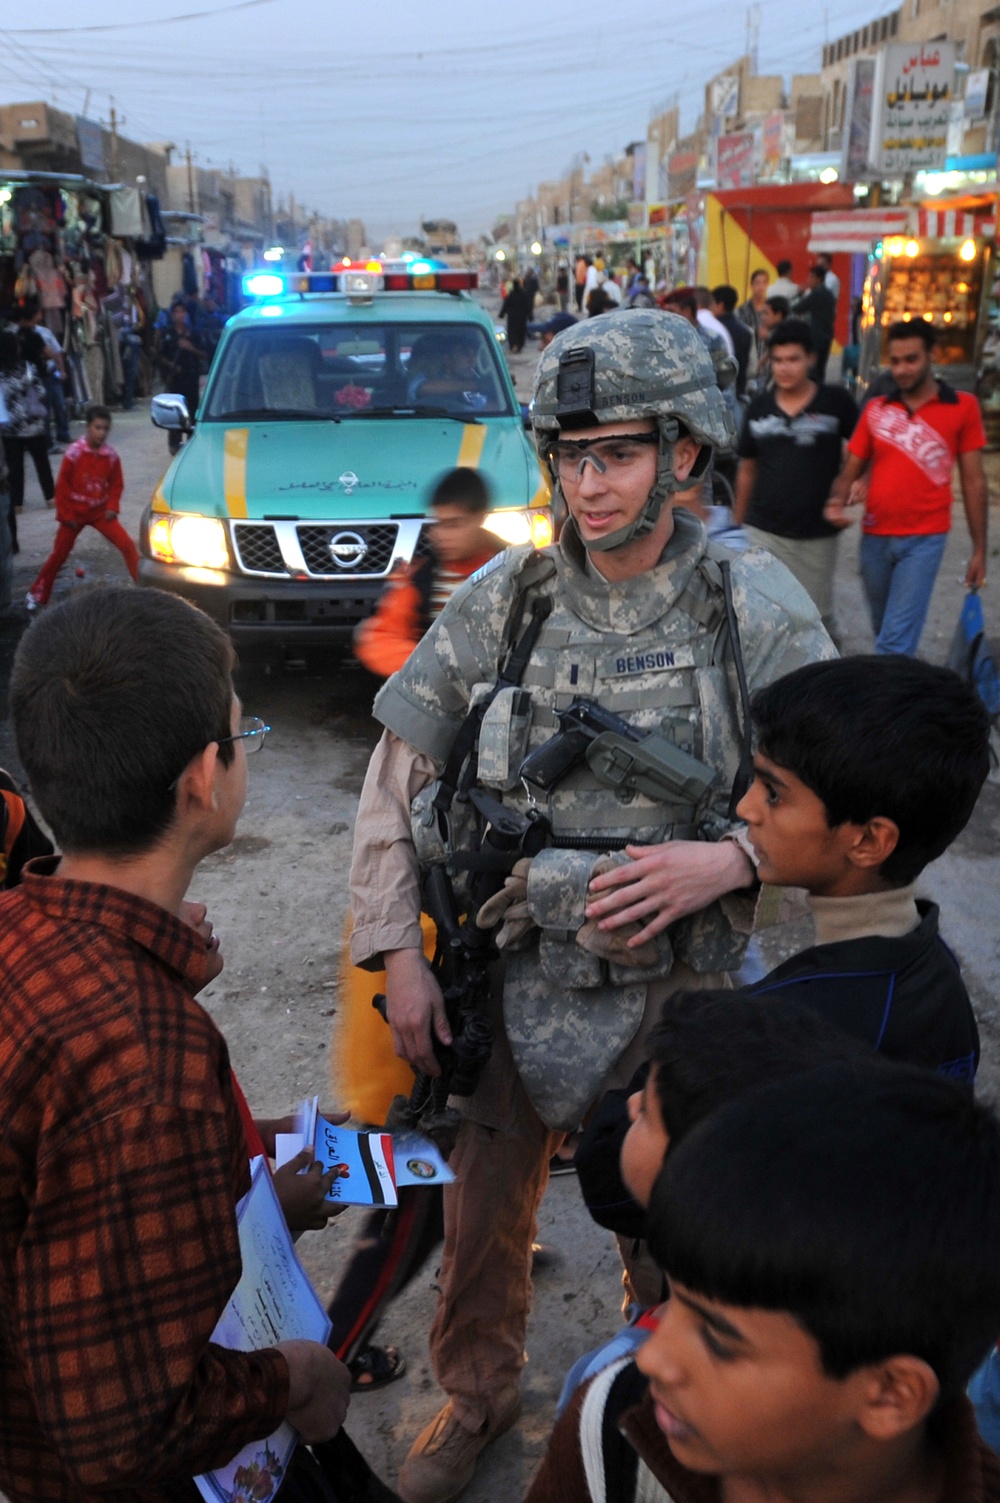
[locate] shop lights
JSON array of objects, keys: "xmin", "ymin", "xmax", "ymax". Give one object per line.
[{"xmin": 959, "ymin": 238, "xmax": 977, "ymax": 262}]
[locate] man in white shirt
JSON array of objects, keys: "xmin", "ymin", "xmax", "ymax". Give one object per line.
[
  {"xmin": 767, "ymin": 259, "xmax": 800, "ymax": 301},
  {"xmin": 694, "ymin": 286, "xmax": 734, "ymax": 356}
]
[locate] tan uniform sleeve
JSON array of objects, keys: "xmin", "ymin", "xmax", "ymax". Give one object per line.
[{"xmin": 349, "ymin": 730, "xmax": 440, "ymax": 970}]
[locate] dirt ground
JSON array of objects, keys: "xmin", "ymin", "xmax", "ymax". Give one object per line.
[{"xmin": 1, "ymin": 326, "xmax": 999, "ymax": 1502}]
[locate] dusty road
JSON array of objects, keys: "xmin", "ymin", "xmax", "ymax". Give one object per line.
[{"xmin": 1, "ymin": 329, "xmax": 999, "ymax": 1501}]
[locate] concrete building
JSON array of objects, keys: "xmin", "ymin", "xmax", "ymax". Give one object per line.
[{"xmin": 0, "ymin": 100, "xmax": 169, "ymax": 197}]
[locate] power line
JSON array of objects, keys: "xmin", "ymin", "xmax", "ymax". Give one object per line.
[{"xmin": 5, "ymin": 0, "xmax": 279, "ymax": 37}]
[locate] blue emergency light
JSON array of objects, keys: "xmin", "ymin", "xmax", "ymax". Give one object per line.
[{"xmin": 242, "ymin": 263, "xmax": 478, "ymax": 301}]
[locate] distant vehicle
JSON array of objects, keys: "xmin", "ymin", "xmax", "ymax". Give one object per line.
[
  {"xmin": 140, "ymin": 262, "xmax": 551, "ymax": 646},
  {"xmin": 422, "ymin": 219, "xmax": 465, "ymax": 269}
]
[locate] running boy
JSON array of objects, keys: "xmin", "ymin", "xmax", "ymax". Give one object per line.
[
  {"xmin": 27, "ymin": 404, "xmax": 139, "ymax": 608},
  {"xmin": 0, "ymin": 586, "xmax": 349, "ymax": 1503},
  {"xmin": 354, "ymin": 467, "xmax": 499, "ymax": 677},
  {"xmin": 528, "ymin": 1060, "xmax": 1000, "ymax": 1503}
]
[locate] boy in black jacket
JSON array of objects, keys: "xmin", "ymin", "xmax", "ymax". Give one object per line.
[
  {"xmin": 737, "ymin": 654, "xmax": 986, "ymax": 1078},
  {"xmin": 576, "ymin": 654, "xmax": 989, "ymax": 1241}
]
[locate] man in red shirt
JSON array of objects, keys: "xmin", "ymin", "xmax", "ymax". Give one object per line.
[
  {"xmin": 825, "ymin": 320, "xmax": 987, "ymax": 656},
  {"xmin": 27, "ymin": 403, "xmax": 140, "ymax": 609}
]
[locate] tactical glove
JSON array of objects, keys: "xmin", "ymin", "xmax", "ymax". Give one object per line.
[{"xmin": 475, "ymin": 857, "xmax": 536, "ymax": 949}]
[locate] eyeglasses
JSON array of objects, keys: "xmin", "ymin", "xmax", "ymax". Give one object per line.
[
  {"xmin": 167, "ymin": 715, "xmax": 270, "ymax": 792},
  {"xmin": 549, "ymin": 431, "xmax": 659, "ymax": 481},
  {"xmin": 220, "ymin": 714, "xmax": 270, "ymax": 754}
]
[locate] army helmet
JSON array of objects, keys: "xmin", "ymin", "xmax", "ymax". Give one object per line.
[{"xmin": 531, "ymin": 308, "xmax": 736, "ymax": 553}]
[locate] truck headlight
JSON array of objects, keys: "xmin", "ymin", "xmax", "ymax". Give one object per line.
[
  {"xmin": 484, "ymin": 508, "xmax": 553, "ymax": 549},
  {"xmin": 149, "ymin": 514, "xmax": 230, "ymax": 570}
]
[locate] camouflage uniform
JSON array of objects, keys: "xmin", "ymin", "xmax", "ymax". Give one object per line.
[{"xmin": 348, "ymin": 311, "xmax": 835, "ymax": 1446}]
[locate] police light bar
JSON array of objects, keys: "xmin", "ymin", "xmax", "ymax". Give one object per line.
[{"xmin": 242, "ymin": 265, "xmax": 479, "ymax": 300}]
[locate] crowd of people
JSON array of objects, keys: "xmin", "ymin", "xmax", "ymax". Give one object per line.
[{"xmin": 0, "ymin": 283, "xmax": 996, "ymax": 1503}]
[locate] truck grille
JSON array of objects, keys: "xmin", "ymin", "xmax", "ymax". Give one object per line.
[
  {"xmin": 232, "ymin": 523, "xmax": 287, "ymax": 576},
  {"xmin": 296, "ymin": 524, "xmax": 399, "ymax": 577}
]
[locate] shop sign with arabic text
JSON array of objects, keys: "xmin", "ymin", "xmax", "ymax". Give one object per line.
[{"xmin": 871, "ymin": 41, "xmax": 956, "ymax": 174}]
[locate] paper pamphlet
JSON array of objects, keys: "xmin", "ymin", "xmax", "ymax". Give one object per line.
[
  {"xmin": 275, "ymin": 1098, "xmax": 456, "ymax": 1200},
  {"xmin": 194, "ymin": 1156, "xmax": 331, "ymax": 1503},
  {"xmin": 275, "ymin": 1097, "xmax": 398, "ymax": 1207}
]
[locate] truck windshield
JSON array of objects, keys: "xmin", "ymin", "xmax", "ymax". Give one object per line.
[{"xmin": 202, "ymin": 321, "xmax": 514, "ymax": 420}]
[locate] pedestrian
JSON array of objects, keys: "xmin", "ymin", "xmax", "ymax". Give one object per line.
[
  {"xmin": 709, "ymin": 285, "xmax": 753, "ymax": 398},
  {"xmin": 574, "ymin": 256, "xmax": 588, "ymax": 312},
  {"xmin": 750, "ymin": 295, "xmax": 789, "ymax": 391},
  {"xmin": 522, "ymin": 266, "xmax": 540, "ymax": 311},
  {"xmin": 532, "ymin": 311, "xmax": 578, "ymax": 349},
  {"xmin": 816, "ymin": 250, "xmax": 841, "ymax": 306},
  {"xmin": 555, "ymin": 263, "xmax": 570, "ymax": 313},
  {"xmin": 693, "ymin": 286, "xmax": 734, "ymax": 356},
  {"xmin": 661, "ymin": 289, "xmax": 739, "ymax": 423},
  {"xmin": 767, "ymin": 257, "xmax": 800, "ymax": 301},
  {"xmin": 117, "ymin": 285, "xmax": 143, "ymax": 412},
  {"xmin": 0, "ymin": 328, "xmax": 54, "ymax": 550},
  {"xmin": 348, "ymin": 310, "xmax": 833, "ymax": 1503},
  {"xmin": 0, "ymin": 585, "xmax": 352, "ymax": 1503},
  {"xmin": 737, "ymin": 266, "xmax": 769, "ymax": 342},
  {"xmin": 792, "ymin": 264, "xmax": 836, "ymax": 382},
  {"xmin": 157, "ymin": 300, "xmax": 206, "ymax": 453},
  {"xmin": 734, "ymin": 318, "xmax": 858, "ymax": 638},
  {"xmin": 583, "ymin": 257, "xmax": 603, "ymax": 307},
  {"xmin": 499, "ymin": 277, "xmax": 532, "ymax": 353},
  {"xmin": 585, "ymin": 285, "xmax": 613, "ymax": 318},
  {"xmin": 26, "ymin": 405, "xmax": 140, "ymax": 610},
  {"xmin": 825, "ymin": 319, "xmax": 988, "ymax": 656},
  {"xmin": 355, "ymin": 468, "xmax": 500, "ymax": 678},
  {"xmin": 627, "ymin": 276, "xmax": 656, "ymax": 310},
  {"xmin": 15, "ymin": 297, "xmax": 70, "ymax": 449},
  {"xmin": 602, "ymin": 271, "xmax": 622, "ymax": 307}
]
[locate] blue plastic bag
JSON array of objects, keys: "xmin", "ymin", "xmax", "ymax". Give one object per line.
[{"xmin": 946, "ymin": 590, "xmax": 1000, "ymax": 719}]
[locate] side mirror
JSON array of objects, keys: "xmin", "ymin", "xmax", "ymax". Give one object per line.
[{"xmin": 151, "ymin": 394, "xmax": 192, "ymax": 432}]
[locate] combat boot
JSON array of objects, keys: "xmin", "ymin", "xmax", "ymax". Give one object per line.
[{"xmin": 397, "ymin": 1397, "xmax": 522, "ymax": 1503}]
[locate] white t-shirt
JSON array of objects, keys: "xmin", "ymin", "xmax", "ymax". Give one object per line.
[{"xmin": 697, "ymin": 307, "xmax": 734, "ymax": 357}]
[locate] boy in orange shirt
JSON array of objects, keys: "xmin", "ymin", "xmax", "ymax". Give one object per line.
[
  {"xmin": 27, "ymin": 404, "xmax": 140, "ymax": 609},
  {"xmin": 354, "ymin": 468, "xmax": 499, "ymax": 678}
]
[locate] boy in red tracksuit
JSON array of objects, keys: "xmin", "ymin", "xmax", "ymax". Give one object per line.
[
  {"xmin": 355, "ymin": 467, "xmax": 501, "ymax": 678},
  {"xmin": 27, "ymin": 404, "xmax": 140, "ymax": 608}
]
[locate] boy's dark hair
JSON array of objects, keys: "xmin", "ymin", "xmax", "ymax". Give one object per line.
[
  {"xmin": 776, "ymin": 259, "xmax": 793, "ymax": 277},
  {"xmin": 809, "ymin": 263, "xmax": 827, "ymax": 282},
  {"xmin": 765, "ymin": 295, "xmax": 789, "ymax": 319},
  {"xmin": 14, "ymin": 296, "xmax": 39, "ymax": 322},
  {"xmin": 751, "ymin": 266, "xmax": 768, "ymax": 282},
  {"xmin": 85, "ymin": 403, "xmax": 112, "ymax": 426},
  {"xmin": 750, "ymin": 656, "xmax": 990, "ymax": 883},
  {"xmin": 888, "ymin": 317, "xmax": 936, "ymax": 350},
  {"xmin": 711, "ymin": 284, "xmax": 738, "ymax": 312},
  {"xmin": 648, "ymin": 989, "xmax": 869, "ymax": 1146},
  {"xmin": 12, "ymin": 587, "xmax": 235, "ymax": 856},
  {"xmin": 768, "ymin": 317, "xmax": 813, "ymax": 355},
  {"xmin": 429, "ymin": 467, "xmax": 492, "ymax": 513},
  {"xmin": 648, "ymin": 1059, "xmax": 1000, "ymax": 1401}
]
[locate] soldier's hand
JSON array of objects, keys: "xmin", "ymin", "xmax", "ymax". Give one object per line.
[
  {"xmin": 383, "ymin": 947, "xmax": 451, "ymax": 1077},
  {"xmin": 584, "ymin": 840, "xmax": 755, "ymax": 947}
]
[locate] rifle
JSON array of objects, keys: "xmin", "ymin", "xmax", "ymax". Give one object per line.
[{"xmin": 374, "ymin": 789, "xmax": 547, "ymax": 1154}]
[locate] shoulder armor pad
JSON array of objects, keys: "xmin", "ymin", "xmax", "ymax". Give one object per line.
[
  {"xmin": 732, "ymin": 546, "xmax": 823, "ymax": 629},
  {"xmin": 468, "ymin": 552, "xmax": 506, "ymax": 586},
  {"xmin": 466, "ymin": 543, "xmax": 557, "ymax": 597}
]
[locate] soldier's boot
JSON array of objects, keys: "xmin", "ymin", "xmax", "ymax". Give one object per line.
[{"xmin": 397, "ymin": 1397, "xmax": 522, "ymax": 1503}]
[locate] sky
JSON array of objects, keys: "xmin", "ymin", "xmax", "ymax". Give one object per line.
[{"xmin": 2, "ymin": 0, "xmax": 885, "ymax": 245}]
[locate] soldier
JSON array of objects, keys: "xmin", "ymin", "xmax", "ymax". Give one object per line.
[{"xmin": 348, "ymin": 310, "xmax": 835, "ymax": 1503}]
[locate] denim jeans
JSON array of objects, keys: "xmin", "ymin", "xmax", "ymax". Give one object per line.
[
  {"xmin": 859, "ymin": 531, "xmax": 948, "ymax": 656},
  {"xmin": 970, "ymin": 1347, "xmax": 1000, "ymax": 1453},
  {"xmin": 45, "ymin": 370, "xmax": 71, "ymax": 443}
]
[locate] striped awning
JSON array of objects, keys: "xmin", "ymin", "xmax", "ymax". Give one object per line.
[{"xmin": 807, "ymin": 207, "xmax": 912, "ymax": 253}]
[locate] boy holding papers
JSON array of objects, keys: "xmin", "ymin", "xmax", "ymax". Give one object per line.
[{"xmin": 0, "ymin": 586, "xmax": 350, "ymax": 1503}]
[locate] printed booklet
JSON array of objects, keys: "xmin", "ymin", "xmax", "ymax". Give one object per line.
[{"xmin": 275, "ymin": 1096, "xmax": 455, "ymax": 1205}]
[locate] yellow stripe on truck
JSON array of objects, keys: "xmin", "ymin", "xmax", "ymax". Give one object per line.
[
  {"xmin": 456, "ymin": 424, "xmax": 487, "ymax": 469},
  {"xmin": 223, "ymin": 428, "xmax": 250, "ymax": 518}
]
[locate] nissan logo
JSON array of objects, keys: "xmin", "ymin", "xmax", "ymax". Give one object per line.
[{"xmin": 329, "ymin": 530, "xmax": 368, "ymax": 568}]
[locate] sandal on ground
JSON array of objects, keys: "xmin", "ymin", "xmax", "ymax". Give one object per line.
[{"xmin": 348, "ymin": 1342, "xmax": 406, "ymax": 1393}]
